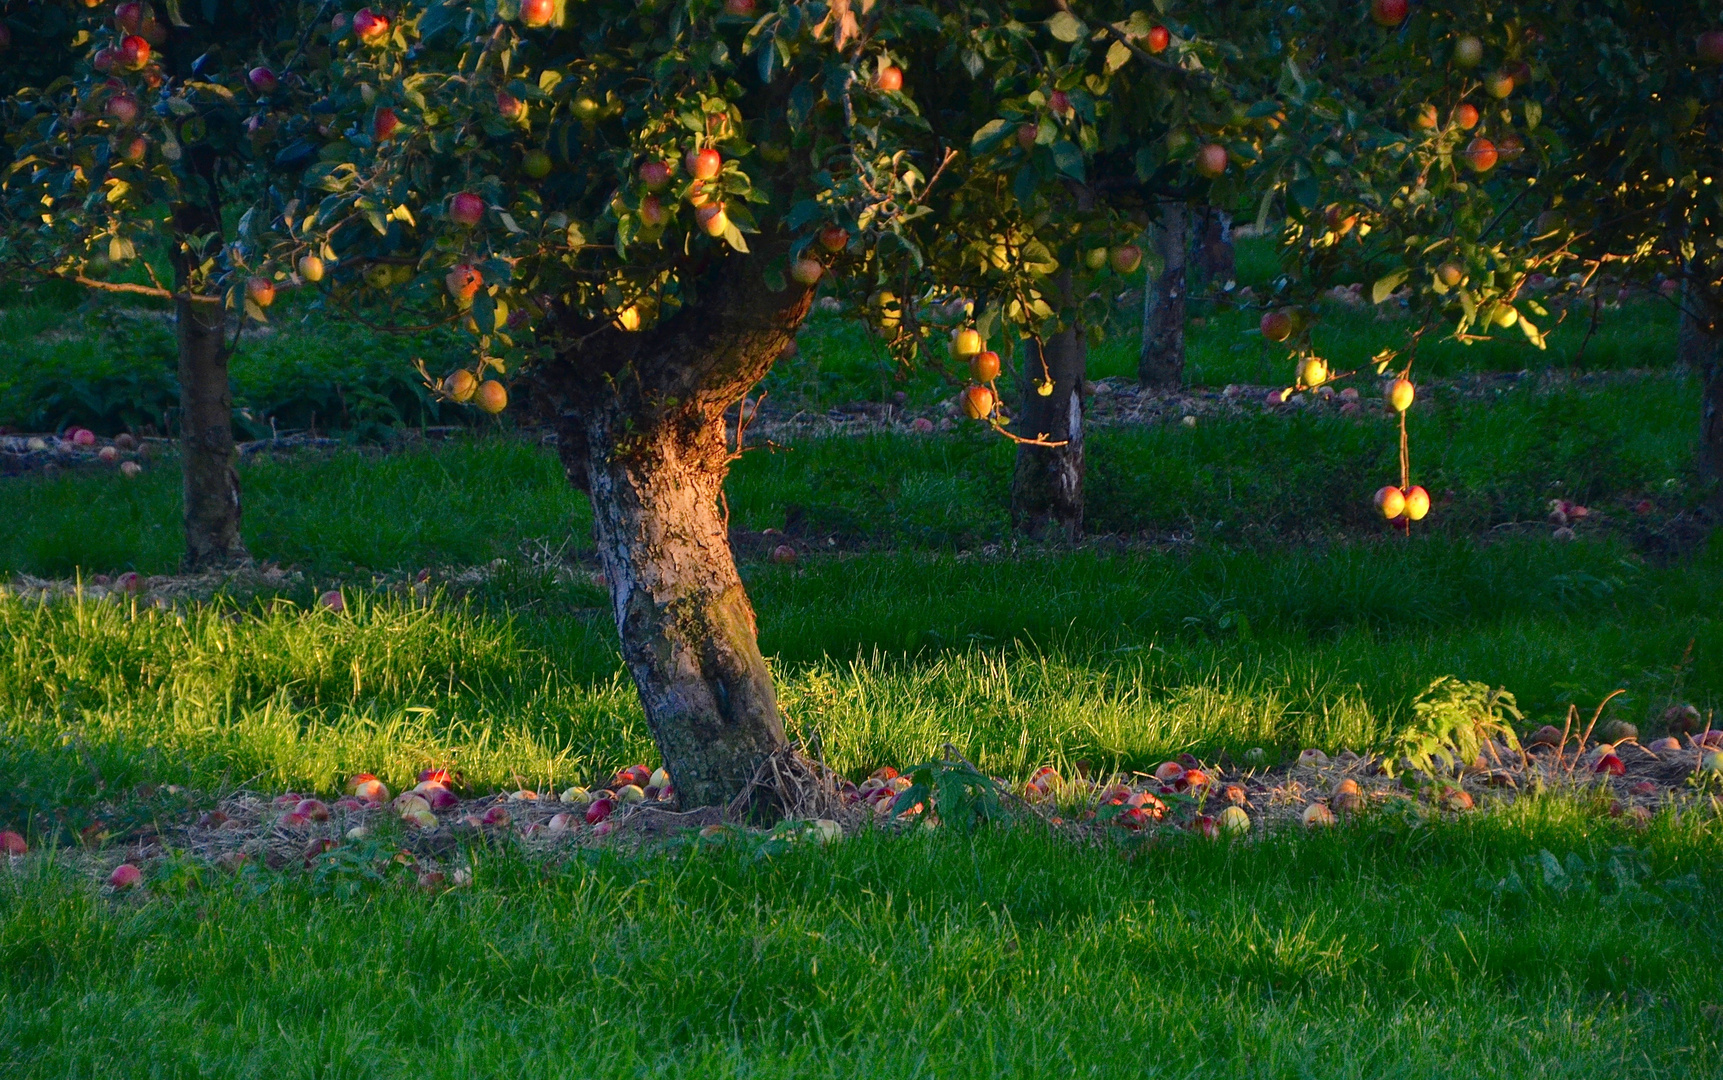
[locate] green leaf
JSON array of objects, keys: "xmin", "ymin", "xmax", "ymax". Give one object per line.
[
  {"xmin": 971, "ymin": 118, "xmax": 1009, "ymax": 152},
  {"xmin": 1051, "ymin": 140, "xmax": 1085, "ymax": 182},
  {"xmin": 1105, "ymin": 40, "xmax": 1132, "ymax": 73},
  {"xmin": 1047, "ymin": 11, "xmax": 1085, "ymax": 42},
  {"xmin": 1522, "ymin": 100, "xmax": 1541, "ymax": 131},
  {"xmin": 1372, "ymin": 268, "xmax": 1410, "ymax": 305}
]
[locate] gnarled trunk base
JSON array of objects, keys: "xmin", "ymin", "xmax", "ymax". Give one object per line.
[{"xmin": 560, "ymin": 404, "xmax": 787, "ymax": 810}]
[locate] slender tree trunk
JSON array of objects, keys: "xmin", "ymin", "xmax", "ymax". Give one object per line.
[
  {"xmin": 541, "ymin": 256, "xmax": 810, "ymax": 809},
  {"xmin": 1681, "ymin": 279, "xmax": 1723, "ymax": 490},
  {"xmin": 1011, "ymin": 322, "xmax": 1086, "ymax": 540},
  {"xmin": 172, "ymin": 205, "xmax": 248, "ymax": 570},
  {"xmin": 1139, "ymin": 202, "xmax": 1189, "ymax": 389}
]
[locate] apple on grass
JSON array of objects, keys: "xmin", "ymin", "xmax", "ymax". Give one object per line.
[
  {"xmin": 1, "ymin": 830, "xmax": 26, "ymax": 855},
  {"xmin": 585, "ymin": 797, "xmax": 616, "ymax": 825},
  {"xmin": 1301, "ymin": 803, "xmax": 1336, "ymax": 827},
  {"xmin": 108, "ymin": 863, "xmax": 143, "ymax": 889},
  {"xmin": 318, "ymin": 589, "xmax": 344, "ymax": 612}
]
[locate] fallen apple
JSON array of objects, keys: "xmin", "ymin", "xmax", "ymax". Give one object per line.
[
  {"xmin": 404, "ymin": 808, "xmax": 438, "ymax": 829},
  {"xmin": 1218, "ymin": 806, "xmax": 1250, "ymax": 833},
  {"xmin": 480, "ymin": 805, "xmax": 510, "ymax": 826},
  {"xmin": 547, "ymin": 812, "xmax": 575, "ymax": 832},
  {"xmin": 1301, "ymin": 803, "xmax": 1336, "ymax": 827},
  {"xmin": 1297, "ymin": 748, "xmax": 1330, "ymax": 767},
  {"xmin": 108, "ymin": 863, "xmax": 143, "ymax": 889},
  {"xmin": 585, "ymin": 797, "xmax": 616, "ymax": 824},
  {"xmin": 293, "ymin": 799, "xmax": 331, "ymax": 821},
  {"xmin": 318, "ymin": 589, "xmax": 345, "ymax": 612},
  {"xmin": 1, "ymin": 830, "xmax": 26, "ymax": 855},
  {"xmin": 559, "ymin": 786, "xmax": 591, "ymax": 804},
  {"xmin": 1593, "ymin": 753, "xmax": 1625, "ymax": 776},
  {"xmin": 1191, "ymin": 815, "xmax": 1221, "ymax": 839}
]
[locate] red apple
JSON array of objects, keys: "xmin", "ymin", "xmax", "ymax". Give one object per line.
[
  {"xmin": 1454, "ymin": 103, "xmax": 1479, "ymax": 130},
  {"xmin": 372, "ymin": 107, "xmax": 399, "ymax": 141},
  {"xmin": 818, "ymin": 225, "xmax": 849, "ymax": 252},
  {"xmin": 1260, "ymin": 310, "xmax": 1293, "ymax": 341},
  {"xmin": 106, "ymin": 94, "xmax": 139, "ymax": 125},
  {"xmin": 293, "ymin": 798, "xmax": 331, "ymax": 821},
  {"xmin": 1593, "ymin": 753, "xmax": 1625, "ymax": 776},
  {"xmin": 1192, "ymin": 814, "xmax": 1221, "ymax": 839},
  {"xmin": 1195, "ymin": 143, "xmax": 1228, "ymax": 178},
  {"xmin": 444, "ymin": 264, "xmax": 482, "ymax": 303},
  {"xmin": 1, "ymin": 831, "xmax": 25, "ymax": 855},
  {"xmin": 724, "ymin": 0, "xmax": 755, "ymax": 15},
  {"xmin": 519, "ymin": 0, "xmax": 555, "ymax": 27},
  {"xmin": 686, "ymin": 147, "xmax": 721, "ymax": 180},
  {"xmin": 114, "ymin": 2, "xmax": 144, "ymax": 34},
  {"xmin": 353, "ymin": 8, "xmax": 390, "ymax": 45},
  {"xmin": 961, "ymin": 385, "xmax": 996, "ymax": 420},
  {"xmin": 1146, "ymin": 26, "xmax": 1169, "ymax": 53},
  {"xmin": 318, "ymin": 589, "xmax": 344, "ymax": 612},
  {"xmin": 1370, "ymin": 0, "xmax": 1408, "ymax": 27},
  {"xmin": 1402, "ymin": 485, "xmax": 1431, "ymax": 521},
  {"xmin": 770, "ymin": 544, "xmax": 797, "ymax": 564},
  {"xmin": 475, "ymin": 380, "xmax": 508, "ymax": 414},
  {"xmin": 248, "ymin": 67, "xmax": 278, "ymax": 94},
  {"xmin": 118, "ymin": 34, "xmax": 150, "ymax": 69},
  {"xmin": 245, "ymin": 277, "xmax": 275, "ymax": 307},
  {"xmin": 1413, "ymin": 103, "xmax": 1439, "ymax": 130},
  {"xmin": 1110, "ymin": 244, "xmax": 1143, "ymax": 274},
  {"xmin": 640, "ymin": 159, "xmax": 672, "ymax": 190},
  {"xmin": 695, "ymin": 202, "xmax": 729, "ymax": 237},
  {"xmin": 119, "ymin": 135, "xmax": 148, "ymax": 162},
  {"xmin": 639, "ymin": 194, "xmax": 667, "ymax": 227},
  {"xmin": 1375, "ymin": 485, "xmax": 1406, "ymax": 520},
  {"xmin": 1049, "ymin": 89, "xmax": 1071, "ymax": 116},
  {"xmin": 1700, "ymin": 31, "xmax": 1723, "ymax": 65},
  {"xmin": 875, "ymin": 65, "xmax": 903, "ymax": 92},
  {"xmin": 1484, "ymin": 71, "xmax": 1515, "ymax": 99},
  {"xmin": 449, "ymin": 191, "xmax": 486, "ymax": 227},
  {"xmin": 496, "ymin": 90, "xmax": 524, "ymax": 119},
  {"xmin": 790, "ymin": 257, "xmax": 824, "ymax": 286},
  {"xmin": 108, "ymin": 863, "xmax": 142, "ymax": 888},
  {"xmin": 1496, "ymin": 132, "xmax": 1526, "ymax": 163},
  {"xmin": 970, "ymin": 350, "xmax": 1000, "ymax": 382},
  {"xmin": 585, "ymin": 797, "xmax": 616, "ymax": 824},
  {"xmin": 1462, "ymin": 137, "xmax": 1497, "ymax": 172},
  {"xmin": 419, "ymin": 768, "xmax": 453, "ymax": 785},
  {"xmin": 93, "ymin": 47, "xmax": 117, "ymax": 73},
  {"xmin": 1017, "ymin": 123, "xmax": 1038, "ymax": 150}
]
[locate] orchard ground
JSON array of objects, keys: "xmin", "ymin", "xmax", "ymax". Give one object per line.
[{"xmin": 2, "ymin": 247, "xmax": 1722, "ymax": 1076}]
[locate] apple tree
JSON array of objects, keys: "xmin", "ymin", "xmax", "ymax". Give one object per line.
[
  {"xmin": 1, "ymin": 0, "xmax": 317, "ymax": 568},
  {"xmin": 248, "ymin": 0, "xmax": 1303, "ymax": 804},
  {"xmin": 1257, "ymin": 0, "xmax": 1723, "ymax": 521}
]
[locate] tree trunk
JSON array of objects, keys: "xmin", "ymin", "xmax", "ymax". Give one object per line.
[
  {"xmin": 1191, "ymin": 206, "xmax": 1235, "ymax": 292},
  {"xmin": 1681, "ymin": 280, "xmax": 1723, "ymax": 490},
  {"xmin": 541, "ymin": 257, "xmax": 811, "ymax": 809},
  {"xmin": 1139, "ymin": 202, "xmax": 1189, "ymax": 390},
  {"xmin": 1011, "ymin": 323, "xmax": 1086, "ymax": 540},
  {"xmin": 172, "ymin": 205, "xmax": 248, "ymax": 571}
]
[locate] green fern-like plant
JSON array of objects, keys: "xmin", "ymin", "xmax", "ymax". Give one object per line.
[{"xmin": 1384, "ymin": 677, "xmax": 1523, "ymax": 779}]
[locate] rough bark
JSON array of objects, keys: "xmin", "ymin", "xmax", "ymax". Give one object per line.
[
  {"xmin": 1681, "ymin": 280, "xmax": 1723, "ymax": 489},
  {"xmin": 1139, "ymin": 202, "xmax": 1189, "ymax": 390},
  {"xmin": 1011, "ymin": 323, "xmax": 1086, "ymax": 540},
  {"xmin": 171, "ymin": 204, "xmax": 248, "ymax": 570},
  {"xmin": 540, "ymin": 255, "xmax": 811, "ymax": 809}
]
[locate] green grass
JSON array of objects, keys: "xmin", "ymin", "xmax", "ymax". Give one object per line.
[
  {"xmin": 5, "ymin": 804, "xmax": 1723, "ymax": 1078},
  {"xmin": 2, "ymin": 250, "xmax": 1720, "ymax": 1076}
]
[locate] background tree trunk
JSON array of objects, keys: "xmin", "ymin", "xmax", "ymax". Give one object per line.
[
  {"xmin": 1011, "ymin": 323, "xmax": 1086, "ymax": 540},
  {"xmin": 542, "ymin": 257, "xmax": 811, "ymax": 808},
  {"xmin": 1191, "ymin": 206, "xmax": 1236, "ymax": 293},
  {"xmin": 1139, "ymin": 202, "xmax": 1189, "ymax": 390},
  {"xmin": 1681, "ymin": 279, "xmax": 1723, "ymax": 492},
  {"xmin": 172, "ymin": 204, "xmax": 247, "ymax": 571}
]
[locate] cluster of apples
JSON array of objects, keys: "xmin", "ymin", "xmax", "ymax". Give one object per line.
[
  {"xmin": 951, "ymin": 328, "xmax": 1003, "ymax": 419},
  {"xmin": 549, "ymin": 764, "xmax": 673, "ymax": 836},
  {"xmin": 1404, "ymin": 30, "xmax": 1531, "ymax": 174},
  {"xmin": 1017, "ymin": 761, "xmax": 1253, "ymax": 838}
]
